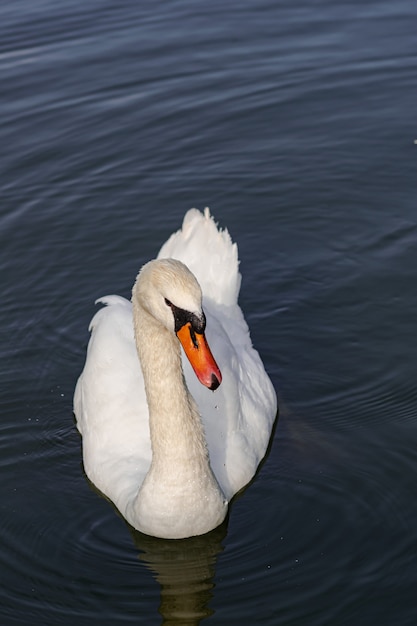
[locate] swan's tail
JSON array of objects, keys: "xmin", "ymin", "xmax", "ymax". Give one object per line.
[{"xmin": 158, "ymin": 208, "xmax": 241, "ymax": 307}]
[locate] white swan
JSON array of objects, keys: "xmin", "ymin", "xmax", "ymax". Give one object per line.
[{"xmin": 74, "ymin": 208, "xmax": 277, "ymax": 539}]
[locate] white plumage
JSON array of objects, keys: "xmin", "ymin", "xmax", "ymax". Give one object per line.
[{"xmin": 74, "ymin": 208, "xmax": 277, "ymax": 538}]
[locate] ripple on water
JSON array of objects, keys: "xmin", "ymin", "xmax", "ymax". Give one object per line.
[
  {"xmin": 0, "ymin": 486, "xmax": 159, "ymax": 624},
  {"xmin": 211, "ymin": 415, "xmax": 417, "ymax": 624},
  {"xmin": 0, "ymin": 398, "xmax": 231, "ymax": 625}
]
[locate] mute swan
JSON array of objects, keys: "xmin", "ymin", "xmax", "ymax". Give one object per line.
[{"xmin": 74, "ymin": 208, "xmax": 277, "ymax": 539}]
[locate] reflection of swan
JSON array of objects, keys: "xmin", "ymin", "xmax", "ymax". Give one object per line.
[
  {"xmin": 74, "ymin": 209, "xmax": 277, "ymax": 539},
  {"xmin": 133, "ymin": 522, "xmax": 227, "ymax": 625}
]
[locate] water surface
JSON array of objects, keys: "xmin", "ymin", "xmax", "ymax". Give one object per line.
[{"xmin": 1, "ymin": 0, "xmax": 416, "ymax": 624}]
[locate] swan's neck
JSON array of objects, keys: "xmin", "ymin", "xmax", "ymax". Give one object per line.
[
  {"xmin": 131, "ymin": 299, "xmax": 226, "ymax": 538},
  {"xmin": 134, "ymin": 304, "xmax": 209, "ymax": 467}
]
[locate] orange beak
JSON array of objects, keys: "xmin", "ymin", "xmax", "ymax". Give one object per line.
[{"xmin": 176, "ymin": 322, "xmax": 222, "ymax": 390}]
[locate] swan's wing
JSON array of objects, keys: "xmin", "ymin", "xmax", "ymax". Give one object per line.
[
  {"xmin": 185, "ymin": 302, "xmax": 277, "ymax": 501},
  {"xmin": 158, "ymin": 208, "xmax": 241, "ymax": 307},
  {"xmin": 74, "ymin": 296, "xmax": 152, "ymax": 515}
]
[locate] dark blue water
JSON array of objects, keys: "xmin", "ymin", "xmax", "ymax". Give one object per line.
[{"xmin": 1, "ymin": 0, "xmax": 416, "ymax": 624}]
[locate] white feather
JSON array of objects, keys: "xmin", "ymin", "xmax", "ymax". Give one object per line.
[{"xmin": 74, "ymin": 209, "xmax": 277, "ymax": 538}]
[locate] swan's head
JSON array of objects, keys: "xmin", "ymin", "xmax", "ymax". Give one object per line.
[{"xmin": 133, "ymin": 258, "xmax": 222, "ymax": 390}]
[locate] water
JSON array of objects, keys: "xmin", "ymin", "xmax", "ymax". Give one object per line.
[{"xmin": 1, "ymin": 0, "xmax": 416, "ymax": 623}]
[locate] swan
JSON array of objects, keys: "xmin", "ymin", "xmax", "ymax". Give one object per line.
[{"xmin": 74, "ymin": 208, "xmax": 277, "ymax": 539}]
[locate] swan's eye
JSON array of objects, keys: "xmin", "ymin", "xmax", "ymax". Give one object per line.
[{"xmin": 165, "ymin": 299, "xmax": 206, "ymax": 335}]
